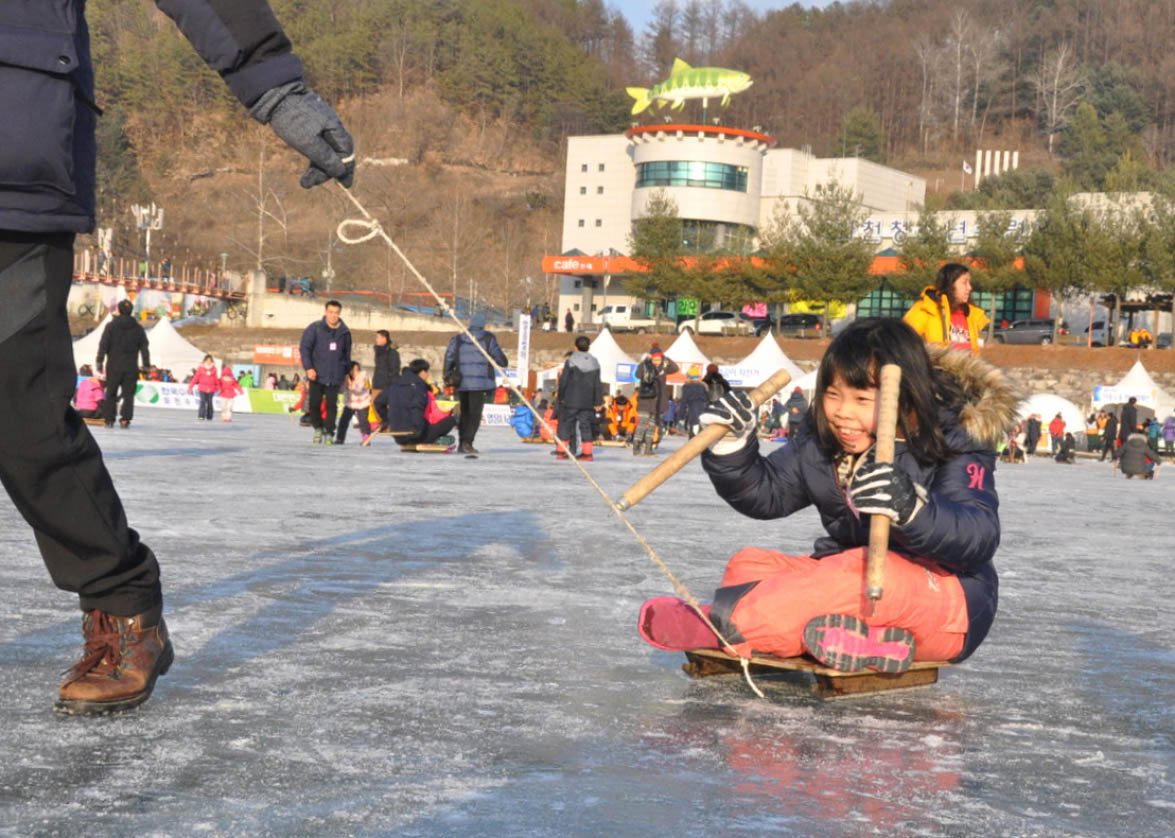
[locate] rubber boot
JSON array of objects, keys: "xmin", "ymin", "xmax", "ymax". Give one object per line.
[{"xmin": 576, "ymin": 442, "xmax": 594, "ymax": 462}]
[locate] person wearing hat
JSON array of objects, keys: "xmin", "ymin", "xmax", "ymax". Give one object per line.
[
  {"xmin": 633, "ymin": 345, "xmax": 679, "ymax": 455},
  {"xmin": 443, "ymin": 313, "xmax": 508, "ymax": 455},
  {"xmin": 702, "ymin": 362, "xmax": 731, "ymax": 402},
  {"xmin": 783, "ymin": 385, "xmax": 808, "ymax": 440}
]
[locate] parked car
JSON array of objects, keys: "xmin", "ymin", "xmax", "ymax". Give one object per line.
[
  {"xmin": 677, "ymin": 310, "xmax": 754, "ymax": 335},
  {"xmin": 1157, "ymin": 332, "xmax": 1172, "ymax": 349},
  {"xmin": 1079, "ymin": 320, "xmax": 1114, "ymax": 347},
  {"xmin": 991, "ymin": 318, "xmax": 1065, "ymax": 345},
  {"xmin": 738, "ymin": 311, "xmax": 776, "ymax": 337},
  {"xmin": 776, "ymin": 313, "xmax": 824, "ymax": 338}
]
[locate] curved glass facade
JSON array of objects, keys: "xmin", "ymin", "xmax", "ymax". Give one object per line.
[
  {"xmin": 681, "ymin": 219, "xmax": 755, "ymax": 254},
  {"xmin": 636, "ymin": 160, "xmax": 748, "ymax": 192}
]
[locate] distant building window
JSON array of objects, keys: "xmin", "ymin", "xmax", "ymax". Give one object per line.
[
  {"xmin": 597, "ymin": 186, "xmax": 604, "ymax": 194},
  {"xmin": 580, "ymin": 186, "xmax": 586, "ymax": 195},
  {"xmin": 598, "ymin": 164, "xmax": 605, "ymax": 171},
  {"xmin": 666, "ymin": 219, "xmax": 756, "ymax": 255},
  {"xmin": 578, "ymin": 219, "xmax": 585, "ymax": 227},
  {"xmin": 595, "ymin": 219, "xmax": 602, "ymax": 227},
  {"xmin": 635, "ymin": 160, "xmax": 749, "ymax": 192},
  {"xmin": 581, "ymin": 164, "xmax": 588, "ymax": 172}
]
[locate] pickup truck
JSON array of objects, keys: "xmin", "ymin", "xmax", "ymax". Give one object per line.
[{"xmin": 596, "ymin": 304, "xmax": 661, "ymax": 333}]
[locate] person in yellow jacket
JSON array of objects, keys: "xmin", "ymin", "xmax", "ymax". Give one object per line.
[{"xmin": 902, "ymin": 263, "xmax": 990, "ymax": 354}]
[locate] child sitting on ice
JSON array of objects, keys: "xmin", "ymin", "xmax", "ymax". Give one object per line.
[{"xmin": 639, "ymin": 319, "xmax": 1019, "ymax": 674}]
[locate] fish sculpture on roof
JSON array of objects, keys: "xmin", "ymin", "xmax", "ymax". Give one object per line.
[{"xmin": 626, "ymin": 58, "xmax": 753, "ymax": 115}]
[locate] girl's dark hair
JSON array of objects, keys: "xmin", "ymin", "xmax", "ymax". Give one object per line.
[
  {"xmin": 347, "ymin": 361, "xmax": 361, "ymax": 377},
  {"xmin": 809, "ymin": 318, "xmax": 964, "ymax": 465},
  {"xmin": 935, "ymin": 263, "xmax": 971, "ymax": 306},
  {"xmin": 407, "ymin": 358, "xmax": 430, "ymax": 374}
]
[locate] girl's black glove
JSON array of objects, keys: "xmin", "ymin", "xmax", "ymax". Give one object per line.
[
  {"xmin": 698, "ymin": 390, "xmax": 757, "ymax": 455},
  {"xmin": 849, "ymin": 461, "xmax": 926, "ymax": 526}
]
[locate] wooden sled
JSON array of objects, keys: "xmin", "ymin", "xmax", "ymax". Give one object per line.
[
  {"xmin": 82, "ymin": 417, "xmax": 107, "ymax": 426},
  {"xmin": 597, "ymin": 440, "xmax": 628, "ymax": 447},
  {"xmin": 520, "ymin": 437, "xmax": 553, "ymax": 444},
  {"xmin": 682, "ymin": 647, "xmax": 949, "ymax": 700},
  {"xmin": 399, "ymin": 443, "xmax": 453, "ymax": 453}
]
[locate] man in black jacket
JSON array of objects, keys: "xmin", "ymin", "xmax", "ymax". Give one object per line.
[
  {"xmin": 555, "ymin": 336, "xmax": 602, "ymax": 461},
  {"xmin": 1119, "ymin": 397, "xmax": 1139, "ymax": 445},
  {"xmin": 96, "ymin": 299, "xmax": 150, "ymax": 428},
  {"xmin": 371, "ymin": 329, "xmax": 401, "ymax": 432},
  {"xmin": 299, "ymin": 300, "xmax": 352, "ymax": 445},
  {"xmin": 0, "ymin": 1, "xmax": 355, "ymax": 716},
  {"xmin": 1100, "ymin": 410, "xmax": 1119, "ymax": 462}
]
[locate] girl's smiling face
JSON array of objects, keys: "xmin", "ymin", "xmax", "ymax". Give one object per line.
[{"xmin": 821, "ymin": 372, "xmax": 878, "ymax": 454}]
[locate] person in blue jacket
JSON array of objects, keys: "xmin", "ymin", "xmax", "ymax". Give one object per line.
[
  {"xmin": 443, "ymin": 313, "xmax": 508, "ymax": 456},
  {"xmin": 639, "ymin": 319, "xmax": 1020, "ymax": 674},
  {"xmin": 300, "ymin": 300, "xmax": 352, "ymax": 444},
  {"xmin": 0, "ymin": 1, "xmax": 355, "ymax": 715}
]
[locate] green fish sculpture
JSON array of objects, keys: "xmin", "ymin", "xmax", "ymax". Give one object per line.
[{"xmin": 627, "ymin": 58, "xmax": 753, "ymax": 115}]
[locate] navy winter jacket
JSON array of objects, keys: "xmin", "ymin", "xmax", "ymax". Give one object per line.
[
  {"xmin": 444, "ymin": 329, "xmax": 507, "ymax": 392},
  {"xmin": 300, "ymin": 317, "xmax": 352, "ymax": 387},
  {"xmin": 386, "ymin": 370, "xmax": 429, "ymax": 436},
  {"xmin": 701, "ymin": 349, "xmax": 1020, "ymax": 663},
  {"xmin": 0, "ymin": 1, "xmax": 303, "ymax": 234}
]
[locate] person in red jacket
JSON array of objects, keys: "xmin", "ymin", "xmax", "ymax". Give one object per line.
[
  {"xmin": 187, "ymin": 355, "xmax": 219, "ymax": 421},
  {"xmin": 218, "ymin": 365, "xmax": 245, "ymax": 422},
  {"xmin": 1048, "ymin": 412, "xmax": 1066, "ymax": 455}
]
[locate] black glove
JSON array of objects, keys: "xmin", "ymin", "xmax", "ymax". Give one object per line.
[
  {"xmin": 848, "ymin": 461, "xmax": 926, "ymax": 526},
  {"xmin": 252, "ymin": 82, "xmax": 355, "ymax": 189},
  {"xmin": 698, "ymin": 390, "xmax": 756, "ymax": 455}
]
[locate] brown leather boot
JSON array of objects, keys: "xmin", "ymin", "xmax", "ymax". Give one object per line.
[{"xmin": 55, "ymin": 609, "xmax": 174, "ymax": 716}]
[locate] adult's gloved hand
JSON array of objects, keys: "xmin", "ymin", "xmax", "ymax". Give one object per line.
[
  {"xmin": 697, "ymin": 390, "xmax": 757, "ymax": 455},
  {"xmin": 251, "ymin": 81, "xmax": 355, "ymax": 189},
  {"xmin": 848, "ymin": 460, "xmax": 926, "ymax": 526}
]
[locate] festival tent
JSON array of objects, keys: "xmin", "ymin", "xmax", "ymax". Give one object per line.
[
  {"xmin": 664, "ymin": 330, "xmax": 709, "ymax": 383},
  {"xmin": 588, "ymin": 328, "xmax": 638, "ymax": 385},
  {"xmin": 72, "ymin": 314, "xmax": 114, "ymax": 372},
  {"xmin": 147, "ymin": 317, "xmax": 219, "ymax": 376},
  {"xmin": 1017, "ymin": 393, "xmax": 1086, "ymax": 451},
  {"xmin": 1093, "ymin": 359, "xmax": 1175, "ymax": 416},
  {"xmin": 718, "ymin": 333, "xmax": 805, "ymax": 388}
]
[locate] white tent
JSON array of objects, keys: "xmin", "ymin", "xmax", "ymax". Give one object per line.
[
  {"xmin": 588, "ymin": 328, "xmax": 638, "ymax": 385},
  {"xmin": 1017, "ymin": 393, "xmax": 1085, "ymax": 450},
  {"xmin": 1093, "ymin": 359, "xmax": 1175, "ymax": 415},
  {"xmin": 147, "ymin": 317, "xmax": 218, "ymax": 376},
  {"xmin": 664, "ymin": 330, "xmax": 709, "ymax": 367},
  {"xmin": 719, "ymin": 333, "xmax": 805, "ymax": 388},
  {"xmin": 72, "ymin": 314, "xmax": 114, "ymax": 372}
]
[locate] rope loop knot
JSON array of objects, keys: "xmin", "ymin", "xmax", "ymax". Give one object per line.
[{"xmin": 337, "ymin": 217, "xmax": 383, "ymax": 245}]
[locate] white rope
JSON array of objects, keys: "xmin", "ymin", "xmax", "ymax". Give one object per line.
[{"xmin": 333, "ymin": 185, "xmax": 764, "ymax": 699}]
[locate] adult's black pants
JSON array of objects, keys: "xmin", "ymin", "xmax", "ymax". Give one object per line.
[
  {"xmin": 397, "ymin": 416, "xmax": 457, "ymax": 447},
  {"xmin": 307, "ymin": 380, "xmax": 339, "ymax": 434},
  {"xmin": 0, "ymin": 232, "xmax": 161, "ymax": 616},
  {"xmin": 458, "ymin": 390, "xmax": 488, "ymax": 445},
  {"xmin": 103, "ymin": 368, "xmax": 139, "ymax": 423}
]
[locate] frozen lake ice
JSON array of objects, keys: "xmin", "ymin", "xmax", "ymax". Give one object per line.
[{"xmin": 0, "ymin": 408, "xmax": 1172, "ymax": 836}]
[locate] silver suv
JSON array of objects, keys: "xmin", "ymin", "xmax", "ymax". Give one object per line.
[{"xmin": 991, "ymin": 318, "xmax": 1064, "ymax": 345}]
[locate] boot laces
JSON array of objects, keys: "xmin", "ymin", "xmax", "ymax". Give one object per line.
[{"xmin": 62, "ymin": 611, "xmax": 131, "ymax": 685}]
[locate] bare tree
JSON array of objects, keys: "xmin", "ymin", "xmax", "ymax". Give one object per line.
[
  {"xmin": 1030, "ymin": 42, "xmax": 1085, "ymax": 155},
  {"xmin": 946, "ymin": 9, "xmax": 974, "ymax": 143},
  {"xmin": 228, "ymin": 144, "xmax": 292, "ymax": 276},
  {"xmin": 913, "ymin": 35, "xmax": 940, "ymax": 153}
]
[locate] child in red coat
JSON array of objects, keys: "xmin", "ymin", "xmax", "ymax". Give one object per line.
[
  {"xmin": 187, "ymin": 355, "xmax": 219, "ymax": 421},
  {"xmin": 219, "ymin": 365, "xmax": 245, "ymax": 422}
]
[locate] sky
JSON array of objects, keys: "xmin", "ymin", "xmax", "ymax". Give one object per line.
[{"xmin": 624, "ymin": 0, "xmax": 839, "ymax": 39}]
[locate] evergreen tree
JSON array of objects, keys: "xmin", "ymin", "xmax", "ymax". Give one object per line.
[
  {"xmin": 969, "ymin": 211, "xmax": 1027, "ymax": 339},
  {"xmin": 762, "ymin": 183, "xmax": 875, "ymax": 328},
  {"xmin": 626, "ymin": 190, "xmax": 686, "ymax": 329},
  {"xmin": 836, "ymin": 106, "xmax": 886, "ymax": 163},
  {"xmin": 893, "ymin": 209, "xmax": 952, "ymax": 298}
]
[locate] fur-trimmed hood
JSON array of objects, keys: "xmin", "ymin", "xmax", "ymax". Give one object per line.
[{"xmin": 929, "ymin": 346, "xmax": 1022, "ymax": 448}]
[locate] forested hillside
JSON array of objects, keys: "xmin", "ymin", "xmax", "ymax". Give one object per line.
[{"xmin": 84, "ymin": 0, "xmax": 1175, "ymax": 313}]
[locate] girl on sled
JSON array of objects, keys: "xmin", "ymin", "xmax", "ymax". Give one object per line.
[{"xmin": 639, "ymin": 319, "xmax": 1019, "ymax": 673}]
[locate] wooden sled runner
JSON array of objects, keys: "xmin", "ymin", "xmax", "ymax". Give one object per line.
[
  {"xmin": 682, "ymin": 648, "xmax": 949, "ymax": 700},
  {"xmin": 82, "ymin": 417, "xmax": 107, "ymax": 426},
  {"xmin": 597, "ymin": 440, "xmax": 628, "ymax": 447},
  {"xmin": 520, "ymin": 437, "xmax": 553, "ymax": 444},
  {"xmin": 399, "ymin": 443, "xmax": 453, "ymax": 453}
]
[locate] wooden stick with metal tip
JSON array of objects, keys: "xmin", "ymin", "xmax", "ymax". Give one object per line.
[
  {"xmin": 615, "ymin": 368, "xmax": 793, "ymax": 512},
  {"xmin": 865, "ymin": 363, "xmax": 903, "ymax": 615}
]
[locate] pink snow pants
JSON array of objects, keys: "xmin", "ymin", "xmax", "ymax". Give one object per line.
[{"xmin": 719, "ymin": 547, "xmax": 968, "ymax": 661}]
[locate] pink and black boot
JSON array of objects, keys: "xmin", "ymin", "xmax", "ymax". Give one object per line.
[{"xmin": 802, "ymin": 613, "xmax": 915, "ymax": 674}]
